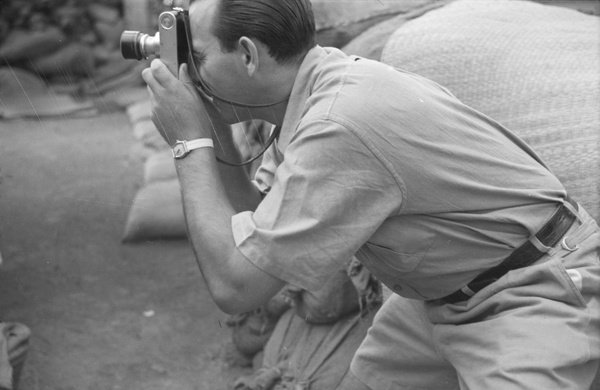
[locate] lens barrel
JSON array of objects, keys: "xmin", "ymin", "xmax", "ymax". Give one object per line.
[{"xmin": 120, "ymin": 31, "xmax": 145, "ymax": 60}]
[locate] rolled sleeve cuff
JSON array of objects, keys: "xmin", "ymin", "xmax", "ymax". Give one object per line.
[{"xmin": 232, "ymin": 211, "xmax": 325, "ymax": 292}]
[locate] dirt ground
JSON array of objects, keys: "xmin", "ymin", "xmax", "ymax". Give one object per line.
[{"xmin": 0, "ymin": 109, "xmax": 251, "ymax": 389}]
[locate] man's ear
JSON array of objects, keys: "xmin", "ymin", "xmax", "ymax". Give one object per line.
[{"xmin": 238, "ymin": 36, "xmax": 259, "ymax": 77}]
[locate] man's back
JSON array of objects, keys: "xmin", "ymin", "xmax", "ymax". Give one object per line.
[{"xmin": 249, "ymin": 46, "xmax": 568, "ymax": 299}]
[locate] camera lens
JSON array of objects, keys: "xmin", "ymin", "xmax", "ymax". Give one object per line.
[
  {"xmin": 120, "ymin": 31, "xmax": 160, "ymax": 61},
  {"xmin": 120, "ymin": 31, "xmax": 145, "ymax": 60}
]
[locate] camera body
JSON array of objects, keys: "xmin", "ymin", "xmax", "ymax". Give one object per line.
[{"xmin": 120, "ymin": 8, "xmax": 189, "ymax": 76}]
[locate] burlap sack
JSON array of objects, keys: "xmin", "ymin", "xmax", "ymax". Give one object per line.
[
  {"xmin": 381, "ymin": 0, "xmax": 600, "ymax": 221},
  {"xmin": 143, "ymin": 151, "xmax": 177, "ymax": 184},
  {"xmin": 312, "ymin": 0, "xmax": 440, "ymax": 48},
  {"xmin": 26, "ymin": 42, "xmax": 95, "ymax": 79},
  {"xmin": 121, "ymin": 180, "xmax": 187, "ymax": 242},
  {"xmin": 132, "ymin": 119, "xmax": 169, "ymax": 152},
  {"xmin": 228, "ymin": 291, "xmax": 292, "ymax": 359},
  {"xmin": 341, "ymin": 0, "xmax": 451, "ymax": 60},
  {"xmin": 0, "ymin": 27, "xmax": 65, "ymax": 63},
  {"xmin": 126, "ymin": 100, "xmax": 152, "ymax": 124},
  {"xmin": 234, "ymin": 259, "xmax": 383, "ymax": 390},
  {"xmin": 0, "ymin": 322, "xmax": 30, "ymax": 390},
  {"xmin": 233, "ymin": 307, "xmax": 378, "ymax": 390},
  {"xmin": 282, "ymin": 267, "xmax": 360, "ymax": 325}
]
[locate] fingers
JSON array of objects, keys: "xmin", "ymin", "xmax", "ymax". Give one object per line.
[
  {"xmin": 141, "ymin": 66, "xmax": 154, "ymax": 87},
  {"xmin": 151, "ymin": 58, "xmax": 177, "ymax": 85},
  {"xmin": 179, "ymin": 63, "xmax": 192, "ymax": 85},
  {"xmin": 142, "ymin": 59, "xmax": 177, "ymax": 91}
]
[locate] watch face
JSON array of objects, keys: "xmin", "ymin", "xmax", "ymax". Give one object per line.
[{"xmin": 172, "ymin": 143, "xmax": 187, "ymax": 158}]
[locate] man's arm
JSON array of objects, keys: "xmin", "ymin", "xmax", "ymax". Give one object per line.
[{"xmin": 142, "ymin": 60, "xmax": 286, "ymax": 314}]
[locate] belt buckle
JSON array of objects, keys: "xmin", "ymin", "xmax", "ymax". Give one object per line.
[{"xmin": 561, "ymin": 236, "xmax": 579, "ymax": 252}]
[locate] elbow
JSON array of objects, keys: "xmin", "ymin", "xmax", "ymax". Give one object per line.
[
  {"xmin": 213, "ymin": 296, "xmax": 244, "ymax": 315},
  {"xmin": 210, "ymin": 282, "xmax": 257, "ymax": 315}
]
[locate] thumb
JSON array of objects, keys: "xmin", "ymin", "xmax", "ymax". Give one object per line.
[{"xmin": 179, "ymin": 63, "xmax": 195, "ymax": 89}]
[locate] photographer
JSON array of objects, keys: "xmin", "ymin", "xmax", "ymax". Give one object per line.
[{"xmin": 141, "ymin": 0, "xmax": 600, "ymax": 389}]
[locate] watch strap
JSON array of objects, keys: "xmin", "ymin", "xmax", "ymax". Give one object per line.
[
  {"xmin": 172, "ymin": 138, "xmax": 214, "ymax": 159},
  {"xmin": 185, "ymin": 138, "xmax": 214, "ymax": 150}
]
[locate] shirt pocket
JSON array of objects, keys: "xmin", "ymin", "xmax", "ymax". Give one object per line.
[{"xmin": 363, "ymin": 242, "xmax": 427, "ymax": 273}]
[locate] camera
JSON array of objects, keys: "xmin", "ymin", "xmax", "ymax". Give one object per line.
[{"xmin": 120, "ymin": 8, "xmax": 189, "ymax": 76}]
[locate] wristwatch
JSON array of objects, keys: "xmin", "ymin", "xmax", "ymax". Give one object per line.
[{"xmin": 171, "ymin": 138, "xmax": 214, "ymax": 159}]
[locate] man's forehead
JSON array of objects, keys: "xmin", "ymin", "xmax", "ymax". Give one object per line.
[
  {"xmin": 189, "ymin": 0, "xmax": 216, "ymax": 43},
  {"xmin": 190, "ymin": 0, "xmax": 216, "ymax": 20}
]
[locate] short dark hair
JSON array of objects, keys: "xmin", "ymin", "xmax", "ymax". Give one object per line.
[{"xmin": 210, "ymin": 0, "xmax": 317, "ymax": 64}]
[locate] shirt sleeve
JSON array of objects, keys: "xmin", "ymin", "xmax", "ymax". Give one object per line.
[
  {"xmin": 232, "ymin": 118, "xmax": 404, "ymax": 291},
  {"xmin": 252, "ymin": 141, "xmax": 278, "ymax": 195}
]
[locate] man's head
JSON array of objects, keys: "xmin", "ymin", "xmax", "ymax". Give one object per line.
[
  {"xmin": 187, "ymin": 0, "xmax": 316, "ymax": 123},
  {"xmin": 210, "ymin": 0, "xmax": 317, "ymax": 65}
]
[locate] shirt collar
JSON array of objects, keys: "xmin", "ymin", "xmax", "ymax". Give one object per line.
[{"xmin": 277, "ymin": 45, "xmax": 330, "ymax": 153}]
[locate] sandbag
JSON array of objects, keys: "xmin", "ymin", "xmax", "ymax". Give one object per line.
[
  {"xmin": 132, "ymin": 119, "xmax": 168, "ymax": 152},
  {"xmin": 282, "ymin": 267, "xmax": 360, "ymax": 325},
  {"xmin": 312, "ymin": 0, "xmax": 439, "ymax": 48},
  {"xmin": 234, "ymin": 306, "xmax": 379, "ymax": 390},
  {"xmin": 0, "ymin": 67, "xmax": 97, "ymax": 119},
  {"xmin": 341, "ymin": 0, "xmax": 451, "ymax": 60},
  {"xmin": 0, "ymin": 27, "xmax": 66, "ymax": 63},
  {"xmin": 26, "ymin": 43, "xmax": 95, "ymax": 78},
  {"xmin": 0, "ymin": 322, "xmax": 30, "ymax": 390},
  {"xmin": 143, "ymin": 151, "xmax": 177, "ymax": 184},
  {"xmin": 233, "ymin": 259, "xmax": 383, "ymax": 390},
  {"xmin": 121, "ymin": 180, "xmax": 187, "ymax": 242},
  {"xmin": 228, "ymin": 262, "xmax": 363, "ymax": 361},
  {"xmin": 93, "ymin": 18, "xmax": 126, "ymax": 49},
  {"xmin": 228, "ymin": 291, "xmax": 292, "ymax": 359},
  {"xmin": 126, "ymin": 100, "xmax": 152, "ymax": 124},
  {"xmin": 382, "ymin": 0, "xmax": 600, "ymax": 221}
]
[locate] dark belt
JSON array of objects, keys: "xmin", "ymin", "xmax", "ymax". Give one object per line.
[{"xmin": 442, "ymin": 196, "xmax": 579, "ymax": 304}]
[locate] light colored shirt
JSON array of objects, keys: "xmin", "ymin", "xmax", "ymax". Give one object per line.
[{"xmin": 232, "ymin": 46, "xmax": 566, "ymax": 300}]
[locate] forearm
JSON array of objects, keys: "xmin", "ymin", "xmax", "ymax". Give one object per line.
[
  {"xmin": 141, "ymin": 60, "xmax": 283, "ymax": 312},
  {"xmin": 175, "ymin": 148, "xmax": 284, "ymax": 314}
]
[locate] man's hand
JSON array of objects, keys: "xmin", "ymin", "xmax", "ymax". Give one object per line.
[{"xmin": 142, "ymin": 60, "xmax": 217, "ymax": 145}]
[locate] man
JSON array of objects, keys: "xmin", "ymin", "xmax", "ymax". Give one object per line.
[{"xmin": 142, "ymin": 0, "xmax": 600, "ymax": 388}]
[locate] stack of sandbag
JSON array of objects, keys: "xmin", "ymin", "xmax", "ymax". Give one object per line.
[
  {"xmin": 121, "ymin": 100, "xmax": 183, "ymax": 242},
  {"xmin": 122, "ymin": 100, "xmax": 273, "ymax": 242},
  {"xmin": 0, "ymin": 0, "xmax": 156, "ymax": 104},
  {"xmin": 378, "ymin": 0, "xmax": 599, "ymax": 222},
  {"xmin": 0, "ymin": 1, "xmax": 122, "ymax": 81},
  {"xmin": 233, "ymin": 258, "xmax": 382, "ymax": 390},
  {"xmin": 0, "ymin": 1, "xmax": 96, "ymax": 80}
]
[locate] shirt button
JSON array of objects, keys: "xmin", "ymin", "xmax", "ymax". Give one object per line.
[{"xmin": 393, "ymin": 284, "xmax": 403, "ymax": 292}]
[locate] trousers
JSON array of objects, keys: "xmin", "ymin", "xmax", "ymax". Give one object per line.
[{"xmin": 350, "ymin": 207, "xmax": 600, "ymax": 389}]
